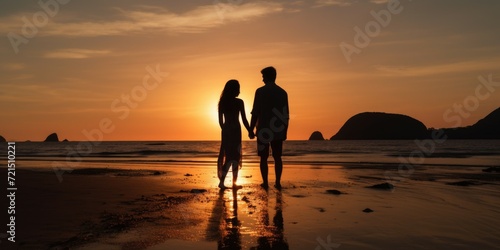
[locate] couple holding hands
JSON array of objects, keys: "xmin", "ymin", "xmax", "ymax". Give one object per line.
[{"xmin": 217, "ymin": 66, "xmax": 289, "ymax": 190}]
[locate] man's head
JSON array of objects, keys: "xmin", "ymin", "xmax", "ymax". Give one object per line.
[{"xmin": 261, "ymin": 66, "xmax": 277, "ymax": 84}]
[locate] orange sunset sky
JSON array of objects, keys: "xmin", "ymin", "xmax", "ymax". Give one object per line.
[{"xmin": 1, "ymin": 0, "xmax": 499, "ymax": 141}]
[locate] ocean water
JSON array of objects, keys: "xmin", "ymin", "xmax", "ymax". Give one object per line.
[{"xmin": 4, "ymin": 140, "xmax": 500, "ymax": 169}]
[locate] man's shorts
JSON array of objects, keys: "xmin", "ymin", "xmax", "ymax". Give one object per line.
[{"xmin": 257, "ymin": 138, "xmax": 283, "ymax": 158}]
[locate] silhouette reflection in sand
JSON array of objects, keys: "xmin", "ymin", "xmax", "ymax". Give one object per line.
[
  {"xmin": 251, "ymin": 189, "xmax": 289, "ymax": 249},
  {"xmin": 206, "ymin": 187, "xmax": 288, "ymax": 249}
]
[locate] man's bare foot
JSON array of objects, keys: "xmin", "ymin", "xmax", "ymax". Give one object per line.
[
  {"xmin": 274, "ymin": 183, "xmax": 282, "ymax": 190},
  {"xmin": 260, "ymin": 183, "xmax": 269, "ymax": 189},
  {"xmin": 218, "ymin": 183, "xmax": 227, "ymax": 189},
  {"xmin": 232, "ymin": 184, "xmax": 243, "ymax": 189}
]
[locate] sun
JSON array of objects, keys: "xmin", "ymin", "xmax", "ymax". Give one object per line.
[
  {"xmin": 204, "ymin": 91, "xmax": 253, "ymax": 134},
  {"xmin": 205, "ymin": 97, "xmax": 220, "ymax": 128},
  {"xmin": 210, "ymin": 105, "xmax": 220, "ymax": 127}
]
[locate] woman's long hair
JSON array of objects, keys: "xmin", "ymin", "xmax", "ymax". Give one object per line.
[{"xmin": 218, "ymin": 79, "xmax": 240, "ymax": 112}]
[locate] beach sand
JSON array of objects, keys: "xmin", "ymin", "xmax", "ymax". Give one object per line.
[{"xmin": 1, "ymin": 164, "xmax": 499, "ymax": 249}]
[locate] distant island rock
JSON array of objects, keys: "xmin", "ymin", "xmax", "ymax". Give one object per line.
[
  {"xmin": 330, "ymin": 107, "xmax": 499, "ymax": 140},
  {"xmin": 309, "ymin": 131, "xmax": 325, "ymax": 140},
  {"xmin": 331, "ymin": 112, "xmax": 428, "ymax": 140},
  {"xmin": 440, "ymin": 107, "xmax": 500, "ymax": 139},
  {"xmin": 44, "ymin": 133, "xmax": 59, "ymax": 142},
  {"xmin": 0, "ymin": 135, "xmax": 5, "ymax": 142}
]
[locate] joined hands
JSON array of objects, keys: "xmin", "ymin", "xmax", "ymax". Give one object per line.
[{"xmin": 248, "ymin": 130, "xmax": 255, "ymax": 139}]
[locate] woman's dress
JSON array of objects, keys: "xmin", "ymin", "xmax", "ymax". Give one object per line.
[{"xmin": 217, "ymin": 100, "xmax": 243, "ymax": 178}]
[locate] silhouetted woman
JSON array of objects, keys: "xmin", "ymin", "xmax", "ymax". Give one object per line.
[{"xmin": 218, "ymin": 79, "xmax": 252, "ymax": 189}]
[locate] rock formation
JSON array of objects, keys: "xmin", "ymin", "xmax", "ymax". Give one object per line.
[
  {"xmin": 309, "ymin": 131, "xmax": 325, "ymax": 140},
  {"xmin": 44, "ymin": 133, "xmax": 59, "ymax": 142},
  {"xmin": 331, "ymin": 112, "xmax": 428, "ymax": 140},
  {"xmin": 440, "ymin": 107, "xmax": 500, "ymax": 139}
]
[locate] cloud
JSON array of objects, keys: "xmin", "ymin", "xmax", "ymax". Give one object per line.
[
  {"xmin": 1, "ymin": 2, "xmax": 284, "ymax": 37},
  {"xmin": 374, "ymin": 57, "xmax": 500, "ymax": 76},
  {"xmin": 314, "ymin": 0, "xmax": 355, "ymax": 7},
  {"xmin": 44, "ymin": 49, "xmax": 111, "ymax": 59},
  {"xmin": 313, "ymin": 0, "xmax": 391, "ymax": 7},
  {"xmin": 370, "ymin": 0, "xmax": 390, "ymax": 4},
  {"xmin": 1, "ymin": 63, "xmax": 25, "ymax": 70}
]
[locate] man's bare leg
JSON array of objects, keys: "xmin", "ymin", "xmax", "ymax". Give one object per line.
[
  {"xmin": 260, "ymin": 155, "xmax": 269, "ymax": 188},
  {"xmin": 274, "ymin": 156, "xmax": 283, "ymax": 189}
]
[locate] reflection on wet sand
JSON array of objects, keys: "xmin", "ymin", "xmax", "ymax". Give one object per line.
[
  {"xmin": 219, "ymin": 189, "xmax": 242, "ymax": 249},
  {"xmin": 206, "ymin": 186, "xmax": 289, "ymax": 249},
  {"xmin": 206, "ymin": 189, "xmax": 242, "ymax": 249},
  {"xmin": 251, "ymin": 190, "xmax": 289, "ymax": 250}
]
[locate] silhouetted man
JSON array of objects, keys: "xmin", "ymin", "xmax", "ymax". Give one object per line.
[{"xmin": 250, "ymin": 66, "xmax": 289, "ymax": 189}]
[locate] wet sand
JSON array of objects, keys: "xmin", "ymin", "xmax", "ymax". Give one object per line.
[{"xmin": 1, "ymin": 164, "xmax": 500, "ymax": 249}]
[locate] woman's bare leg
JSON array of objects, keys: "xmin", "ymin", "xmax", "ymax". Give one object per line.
[
  {"xmin": 218, "ymin": 162, "xmax": 231, "ymax": 189},
  {"xmin": 232, "ymin": 161, "xmax": 242, "ymax": 189}
]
